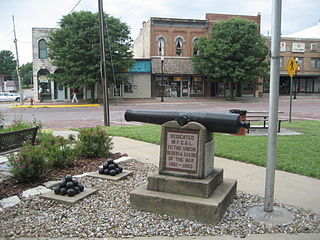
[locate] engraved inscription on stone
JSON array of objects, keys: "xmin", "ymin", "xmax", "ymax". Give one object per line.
[{"xmin": 165, "ymin": 129, "xmax": 199, "ymax": 173}]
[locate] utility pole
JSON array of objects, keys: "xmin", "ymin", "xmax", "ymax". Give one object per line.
[
  {"xmin": 12, "ymin": 15, "xmax": 23, "ymax": 105},
  {"xmin": 98, "ymin": 0, "xmax": 110, "ymax": 126}
]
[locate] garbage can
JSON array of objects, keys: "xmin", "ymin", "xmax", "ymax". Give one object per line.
[{"xmin": 229, "ymin": 109, "xmax": 247, "ymax": 135}]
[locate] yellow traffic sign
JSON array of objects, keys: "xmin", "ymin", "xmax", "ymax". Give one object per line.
[{"xmin": 286, "ymin": 57, "xmax": 298, "ymax": 78}]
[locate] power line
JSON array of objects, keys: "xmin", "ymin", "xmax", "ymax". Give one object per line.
[{"xmin": 68, "ymin": 0, "xmax": 82, "ymax": 15}]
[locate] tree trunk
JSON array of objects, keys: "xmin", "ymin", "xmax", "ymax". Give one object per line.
[{"xmin": 230, "ymin": 82, "xmax": 234, "ymax": 100}]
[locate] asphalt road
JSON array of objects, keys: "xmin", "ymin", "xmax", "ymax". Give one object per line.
[{"xmin": 1, "ymin": 96, "xmax": 319, "ymax": 130}]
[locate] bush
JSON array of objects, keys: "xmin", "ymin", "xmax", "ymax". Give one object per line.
[
  {"xmin": 75, "ymin": 127, "xmax": 113, "ymax": 158},
  {"xmin": 37, "ymin": 133, "xmax": 75, "ymax": 168},
  {"xmin": 8, "ymin": 145, "xmax": 45, "ymax": 183}
]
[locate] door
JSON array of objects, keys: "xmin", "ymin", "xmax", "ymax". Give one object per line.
[
  {"xmin": 57, "ymin": 83, "xmax": 65, "ymax": 100},
  {"xmin": 181, "ymin": 80, "xmax": 189, "ymax": 97}
]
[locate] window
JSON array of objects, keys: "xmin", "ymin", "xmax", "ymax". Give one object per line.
[
  {"xmin": 310, "ymin": 43, "xmax": 318, "ymax": 51},
  {"xmin": 38, "ymin": 39, "xmax": 47, "ymax": 59},
  {"xmin": 124, "ymin": 78, "xmax": 133, "ymax": 93},
  {"xmin": 157, "ymin": 37, "xmax": 165, "ymax": 56},
  {"xmin": 192, "ymin": 38, "xmax": 199, "ymax": 56},
  {"xmin": 295, "ymin": 57, "xmax": 303, "ymax": 70},
  {"xmin": 175, "ymin": 37, "xmax": 183, "ymax": 56},
  {"xmin": 311, "ymin": 58, "xmax": 320, "ymax": 69},
  {"xmin": 191, "ymin": 76, "xmax": 204, "ymax": 94}
]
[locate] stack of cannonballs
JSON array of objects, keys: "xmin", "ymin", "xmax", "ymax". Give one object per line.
[
  {"xmin": 99, "ymin": 159, "xmax": 123, "ymax": 176},
  {"xmin": 54, "ymin": 176, "xmax": 84, "ymax": 197}
]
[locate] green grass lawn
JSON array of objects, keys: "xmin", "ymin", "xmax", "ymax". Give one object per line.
[{"xmin": 103, "ymin": 121, "xmax": 320, "ymax": 179}]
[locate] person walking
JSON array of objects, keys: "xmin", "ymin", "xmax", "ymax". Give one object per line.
[
  {"xmin": 38, "ymin": 86, "xmax": 43, "ymax": 103},
  {"xmin": 71, "ymin": 88, "xmax": 79, "ymax": 103}
]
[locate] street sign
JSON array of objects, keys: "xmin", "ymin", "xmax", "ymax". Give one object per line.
[{"xmin": 286, "ymin": 57, "xmax": 298, "ymax": 78}]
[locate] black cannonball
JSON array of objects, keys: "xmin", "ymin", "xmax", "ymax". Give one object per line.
[
  {"xmin": 78, "ymin": 184, "xmax": 84, "ymax": 192},
  {"xmin": 99, "ymin": 168, "xmax": 104, "ymax": 174},
  {"xmin": 103, "ymin": 168, "xmax": 110, "ymax": 175},
  {"xmin": 110, "ymin": 169, "xmax": 116, "ymax": 176},
  {"xmin": 114, "ymin": 162, "xmax": 118, "ymax": 167},
  {"xmin": 108, "ymin": 164, "xmax": 116, "ymax": 170},
  {"xmin": 74, "ymin": 186, "xmax": 80, "ymax": 194},
  {"xmin": 54, "ymin": 187, "xmax": 60, "ymax": 195},
  {"xmin": 73, "ymin": 179, "xmax": 79, "ymax": 186},
  {"xmin": 60, "ymin": 187, "xmax": 67, "ymax": 195},
  {"xmin": 67, "ymin": 188, "xmax": 76, "ymax": 197},
  {"xmin": 59, "ymin": 180, "xmax": 66, "ymax": 188},
  {"xmin": 118, "ymin": 166, "xmax": 123, "ymax": 173},
  {"xmin": 115, "ymin": 168, "xmax": 120, "ymax": 174},
  {"xmin": 103, "ymin": 164, "xmax": 108, "ymax": 169},
  {"xmin": 66, "ymin": 181, "xmax": 75, "ymax": 188},
  {"xmin": 107, "ymin": 159, "xmax": 114, "ymax": 165},
  {"xmin": 65, "ymin": 175, "xmax": 73, "ymax": 182}
]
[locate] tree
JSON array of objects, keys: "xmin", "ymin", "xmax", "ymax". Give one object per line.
[
  {"xmin": 47, "ymin": 11, "xmax": 134, "ymax": 96},
  {"xmin": 193, "ymin": 18, "xmax": 269, "ymax": 99},
  {"xmin": 20, "ymin": 62, "xmax": 33, "ymax": 86},
  {"xmin": 0, "ymin": 50, "xmax": 17, "ymax": 81}
]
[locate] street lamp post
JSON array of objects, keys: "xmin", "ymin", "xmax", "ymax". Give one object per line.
[
  {"xmin": 161, "ymin": 56, "xmax": 164, "ymax": 102},
  {"xmin": 294, "ymin": 58, "xmax": 299, "ymax": 99}
]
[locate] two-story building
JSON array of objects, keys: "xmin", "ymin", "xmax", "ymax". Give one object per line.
[
  {"xmin": 133, "ymin": 13, "xmax": 262, "ymax": 98},
  {"xmin": 264, "ymin": 22, "xmax": 320, "ymax": 95}
]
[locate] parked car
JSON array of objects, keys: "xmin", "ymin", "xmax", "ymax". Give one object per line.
[{"xmin": 0, "ymin": 92, "xmax": 27, "ymax": 102}]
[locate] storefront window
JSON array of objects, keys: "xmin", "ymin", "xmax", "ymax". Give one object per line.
[{"xmin": 191, "ymin": 77, "xmax": 204, "ymax": 94}]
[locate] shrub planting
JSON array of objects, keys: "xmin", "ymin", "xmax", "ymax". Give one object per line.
[
  {"xmin": 8, "ymin": 145, "xmax": 46, "ymax": 183},
  {"xmin": 75, "ymin": 127, "xmax": 113, "ymax": 158}
]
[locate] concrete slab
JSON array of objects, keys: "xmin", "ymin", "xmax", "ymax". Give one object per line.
[
  {"xmin": 247, "ymin": 206, "xmax": 294, "ymax": 226},
  {"xmin": 22, "ymin": 186, "xmax": 51, "ymax": 198},
  {"xmin": 87, "ymin": 170, "xmax": 133, "ymax": 181},
  {"xmin": 40, "ymin": 188, "xmax": 98, "ymax": 204},
  {"xmin": 0, "ymin": 195, "xmax": 21, "ymax": 208},
  {"xmin": 130, "ymin": 179, "xmax": 237, "ymax": 225}
]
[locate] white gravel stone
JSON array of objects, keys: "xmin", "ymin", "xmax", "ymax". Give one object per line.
[
  {"xmin": 0, "ymin": 195, "xmax": 21, "ymax": 208},
  {"xmin": 22, "ymin": 186, "xmax": 51, "ymax": 198},
  {"xmin": 114, "ymin": 156, "xmax": 135, "ymax": 164}
]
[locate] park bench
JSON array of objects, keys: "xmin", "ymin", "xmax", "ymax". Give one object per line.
[
  {"xmin": 0, "ymin": 127, "xmax": 39, "ymax": 154},
  {"xmin": 246, "ymin": 112, "xmax": 287, "ymax": 133}
]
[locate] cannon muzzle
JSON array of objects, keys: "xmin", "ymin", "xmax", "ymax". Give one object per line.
[{"xmin": 124, "ymin": 109, "xmax": 250, "ymax": 134}]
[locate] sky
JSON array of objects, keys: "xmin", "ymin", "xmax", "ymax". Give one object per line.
[{"xmin": 0, "ymin": 0, "xmax": 319, "ymax": 65}]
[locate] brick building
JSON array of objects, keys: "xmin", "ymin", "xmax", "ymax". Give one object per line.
[
  {"xmin": 133, "ymin": 13, "xmax": 262, "ymax": 98},
  {"xmin": 273, "ymin": 23, "xmax": 320, "ymax": 95}
]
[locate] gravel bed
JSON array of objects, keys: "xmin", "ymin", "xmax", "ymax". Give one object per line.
[{"xmin": 0, "ymin": 161, "xmax": 319, "ymax": 238}]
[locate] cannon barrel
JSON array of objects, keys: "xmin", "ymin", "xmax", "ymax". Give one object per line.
[{"xmin": 124, "ymin": 109, "xmax": 250, "ymax": 134}]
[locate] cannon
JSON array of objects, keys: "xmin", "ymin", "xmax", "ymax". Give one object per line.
[{"xmin": 124, "ymin": 109, "xmax": 250, "ymax": 134}]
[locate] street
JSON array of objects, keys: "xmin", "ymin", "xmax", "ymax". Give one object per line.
[{"xmin": 1, "ymin": 96, "xmax": 320, "ymax": 130}]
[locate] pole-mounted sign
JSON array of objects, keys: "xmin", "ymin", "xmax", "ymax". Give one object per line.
[
  {"xmin": 286, "ymin": 57, "xmax": 298, "ymax": 78},
  {"xmin": 286, "ymin": 57, "xmax": 298, "ymax": 122}
]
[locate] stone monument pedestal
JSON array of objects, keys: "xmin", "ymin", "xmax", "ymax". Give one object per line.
[
  {"xmin": 131, "ymin": 169, "xmax": 236, "ymax": 224},
  {"xmin": 130, "ymin": 120, "xmax": 237, "ymax": 225}
]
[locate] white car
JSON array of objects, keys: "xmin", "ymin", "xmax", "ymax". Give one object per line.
[{"xmin": 0, "ymin": 92, "xmax": 27, "ymax": 102}]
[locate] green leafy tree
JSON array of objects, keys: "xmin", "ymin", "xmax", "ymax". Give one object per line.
[
  {"xmin": 0, "ymin": 50, "xmax": 17, "ymax": 81},
  {"xmin": 193, "ymin": 18, "xmax": 269, "ymax": 99},
  {"xmin": 47, "ymin": 11, "xmax": 134, "ymax": 96},
  {"xmin": 19, "ymin": 62, "xmax": 33, "ymax": 86}
]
